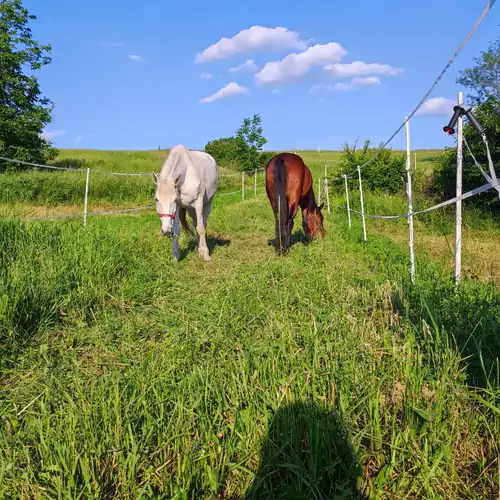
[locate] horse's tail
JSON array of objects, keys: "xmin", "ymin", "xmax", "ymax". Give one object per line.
[
  {"xmin": 274, "ymin": 157, "xmax": 288, "ymax": 253},
  {"xmin": 178, "ymin": 207, "xmax": 193, "ymax": 234}
]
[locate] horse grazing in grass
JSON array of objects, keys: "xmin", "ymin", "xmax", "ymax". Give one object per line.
[
  {"xmin": 265, "ymin": 152, "xmax": 325, "ymax": 254},
  {"xmin": 153, "ymin": 144, "xmax": 218, "ymax": 260}
]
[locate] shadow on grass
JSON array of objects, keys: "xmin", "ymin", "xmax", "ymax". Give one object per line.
[
  {"xmin": 267, "ymin": 230, "xmax": 309, "ymax": 251},
  {"xmin": 178, "ymin": 234, "xmax": 231, "ymax": 261},
  {"xmin": 244, "ymin": 402, "xmax": 365, "ymax": 499}
]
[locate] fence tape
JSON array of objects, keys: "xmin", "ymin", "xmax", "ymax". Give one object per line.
[
  {"xmin": 19, "ymin": 206, "xmax": 155, "ymax": 222},
  {"xmin": 0, "ymin": 155, "xmax": 265, "ymax": 178},
  {"xmin": 336, "ymin": 180, "xmax": 494, "ymax": 220}
]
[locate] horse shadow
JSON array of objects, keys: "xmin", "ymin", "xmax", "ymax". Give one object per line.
[
  {"xmin": 178, "ymin": 234, "xmax": 230, "ymax": 261},
  {"xmin": 243, "ymin": 402, "xmax": 365, "ymax": 499},
  {"xmin": 267, "ymin": 230, "xmax": 308, "ymax": 250}
]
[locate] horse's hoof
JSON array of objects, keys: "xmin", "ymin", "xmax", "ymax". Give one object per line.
[{"xmin": 199, "ymin": 249, "xmax": 211, "ymax": 261}]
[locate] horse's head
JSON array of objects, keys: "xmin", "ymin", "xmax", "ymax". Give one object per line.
[
  {"xmin": 153, "ymin": 173, "xmax": 180, "ymax": 236},
  {"xmin": 303, "ymin": 202, "xmax": 325, "ymax": 241}
]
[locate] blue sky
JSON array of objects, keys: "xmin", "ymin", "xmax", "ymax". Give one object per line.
[{"xmin": 28, "ymin": 0, "xmax": 498, "ymax": 151}]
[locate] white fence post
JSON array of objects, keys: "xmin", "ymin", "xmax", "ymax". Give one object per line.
[
  {"xmin": 405, "ymin": 117, "xmax": 416, "ymax": 284},
  {"xmin": 455, "ymin": 91, "xmax": 464, "ymax": 285},
  {"xmin": 83, "ymin": 167, "xmax": 90, "ymax": 229},
  {"xmin": 254, "ymin": 169, "xmax": 257, "ymax": 195},
  {"xmin": 344, "ymin": 174, "xmax": 351, "ymax": 228},
  {"xmin": 357, "ymin": 166, "xmax": 367, "ymax": 241},
  {"xmin": 242, "ymin": 172, "xmax": 245, "ymax": 201},
  {"xmin": 324, "ymin": 177, "xmax": 330, "ymax": 213}
]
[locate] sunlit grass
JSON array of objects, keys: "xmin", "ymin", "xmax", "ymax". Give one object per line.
[{"xmin": 0, "ymin": 184, "xmax": 499, "ymax": 498}]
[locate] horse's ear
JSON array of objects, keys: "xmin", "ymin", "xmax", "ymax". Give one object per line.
[
  {"xmin": 318, "ymin": 202, "xmax": 325, "ymax": 211},
  {"xmin": 152, "ymin": 173, "xmax": 159, "ymax": 185}
]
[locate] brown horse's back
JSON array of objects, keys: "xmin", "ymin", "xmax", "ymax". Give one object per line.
[{"xmin": 265, "ymin": 153, "xmax": 312, "ymax": 211}]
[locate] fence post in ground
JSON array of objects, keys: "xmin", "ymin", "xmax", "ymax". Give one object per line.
[
  {"xmin": 344, "ymin": 174, "xmax": 351, "ymax": 228},
  {"xmin": 254, "ymin": 169, "xmax": 257, "ymax": 195},
  {"xmin": 455, "ymin": 91, "xmax": 464, "ymax": 285},
  {"xmin": 83, "ymin": 167, "xmax": 90, "ymax": 229},
  {"xmin": 324, "ymin": 177, "xmax": 330, "ymax": 213},
  {"xmin": 405, "ymin": 117, "xmax": 416, "ymax": 284},
  {"xmin": 242, "ymin": 172, "xmax": 245, "ymax": 201},
  {"xmin": 357, "ymin": 166, "xmax": 367, "ymax": 241}
]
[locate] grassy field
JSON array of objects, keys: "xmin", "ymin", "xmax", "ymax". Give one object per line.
[{"xmin": 1, "ymin": 149, "xmax": 499, "ymax": 498}]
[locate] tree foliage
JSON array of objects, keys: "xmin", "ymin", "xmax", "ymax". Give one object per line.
[
  {"xmin": 235, "ymin": 114, "xmax": 267, "ymax": 172},
  {"xmin": 204, "ymin": 137, "xmax": 239, "ymax": 168},
  {"xmin": 457, "ymin": 37, "xmax": 500, "ymax": 104},
  {"xmin": 204, "ymin": 114, "xmax": 268, "ymax": 172},
  {"xmin": 433, "ymin": 36, "xmax": 500, "ymax": 211},
  {"xmin": 338, "ymin": 139, "xmax": 406, "ymax": 193},
  {"xmin": 0, "ymin": 0, "xmax": 57, "ymax": 170}
]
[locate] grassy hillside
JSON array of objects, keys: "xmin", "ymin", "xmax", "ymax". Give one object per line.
[{"xmin": 0, "ymin": 149, "xmax": 499, "ymax": 498}]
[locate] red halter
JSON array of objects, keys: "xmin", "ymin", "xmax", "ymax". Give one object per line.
[{"xmin": 158, "ymin": 213, "xmax": 176, "ymax": 219}]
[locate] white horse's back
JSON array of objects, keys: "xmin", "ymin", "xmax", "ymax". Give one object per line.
[{"xmin": 188, "ymin": 150, "xmax": 218, "ymax": 200}]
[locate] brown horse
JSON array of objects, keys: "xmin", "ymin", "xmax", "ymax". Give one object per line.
[{"xmin": 265, "ymin": 152, "xmax": 325, "ymax": 254}]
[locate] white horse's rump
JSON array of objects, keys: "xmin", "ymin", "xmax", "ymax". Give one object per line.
[{"xmin": 153, "ymin": 145, "xmax": 218, "ymax": 260}]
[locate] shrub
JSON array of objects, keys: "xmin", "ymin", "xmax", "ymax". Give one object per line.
[
  {"xmin": 259, "ymin": 151, "xmax": 274, "ymax": 168},
  {"xmin": 338, "ymin": 140, "xmax": 406, "ymax": 194},
  {"xmin": 204, "ymin": 137, "xmax": 239, "ymax": 168}
]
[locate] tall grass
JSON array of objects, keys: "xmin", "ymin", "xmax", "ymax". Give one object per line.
[
  {"xmin": 0, "ymin": 194, "xmax": 499, "ymax": 498},
  {"xmin": 0, "ymin": 155, "xmax": 265, "ymax": 212}
]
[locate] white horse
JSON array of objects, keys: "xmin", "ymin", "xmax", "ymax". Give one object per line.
[{"xmin": 153, "ymin": 144, "xmax": 218, "ymax": 260}]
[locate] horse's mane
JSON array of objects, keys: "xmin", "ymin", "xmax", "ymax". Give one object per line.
[
  {"xmin": 307, "ymin": 185, "xmax": 319, "ymax": 211},
  {"xmin": 159, "ymin": 144, "xmax": 191, "ymax": 180}
]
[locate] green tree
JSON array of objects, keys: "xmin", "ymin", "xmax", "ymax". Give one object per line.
[
  {"xmin": 235, "ymin": 114, "xmax": 267, "ymax": 172},
  {"xmin": 457, "ymin": 36, "xmax": 500, "ymax": 104},
  {"xmin": 0, "ymin": 0, "xmax": 57, "ymax": 170},
  {"xmin": 433, "ymin": 36, "xmax": 500, "ymax": 210}
]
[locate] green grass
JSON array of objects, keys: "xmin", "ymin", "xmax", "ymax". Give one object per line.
[{"xmin": 1, "ymin": 167, "xmax": 499, "ymax": 498}]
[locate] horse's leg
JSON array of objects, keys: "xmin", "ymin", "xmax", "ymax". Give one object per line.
[
  {"xmin": 286, "ymin": 203, "xmax": 298, "ymax": 249},
  {"xmin": 203, "ymin": 199, "xmax": 213, "ymax": 227},
  {"xmin": 194, "ymin": 198, "xmax": 210, "ymax": 261}
]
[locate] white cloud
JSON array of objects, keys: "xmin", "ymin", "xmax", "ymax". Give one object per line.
[
  {"xmin": 101, "ymin": 41, "xmax": 125, "ymax": 47},
  {"xmin": 334, "ymin": 76, "xmax": 382, "ymax": 91},
  {"xmin": 255, "ymin": 42, "xmax": 347, "ymax": 86},
  {"xmin": 75, "ymin": 135, "xmax": 84, "ymax": 145},
  {"xmin": 325, "ymin": 61, "xmax": 403, "ymax": 78},
  {"xmin": 127, "ymin": 54, "xmax": 145, "ymax": 63},
  {"xmin": 41, "ymin": 129, "xmax": 66, "ymax": 141},
  {"xmin": 309, "ymin": 83, "xmax": 335, "ymax": 94},
  {"xmin": 196, "ymin": 26, "xmax": 306, "ymax": 63},
  {"xmin": 200, "ymin": 72, "xmax": 213, "ymax": 80},
  {"xmin": 229, "ymin": 59, "xmax": 258, "ymax": 73},
  {"xmin": 200, "ymin": 82, "xmax": 249, "ymax": 103},
  {"xmin": 416, "ymin": 97, "xmax": 455, "ymax": 116}
]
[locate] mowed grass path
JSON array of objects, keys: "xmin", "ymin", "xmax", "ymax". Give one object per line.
[{"xmin": 1, "ymin": 189, "xmax": 499, "ymax": 499}]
